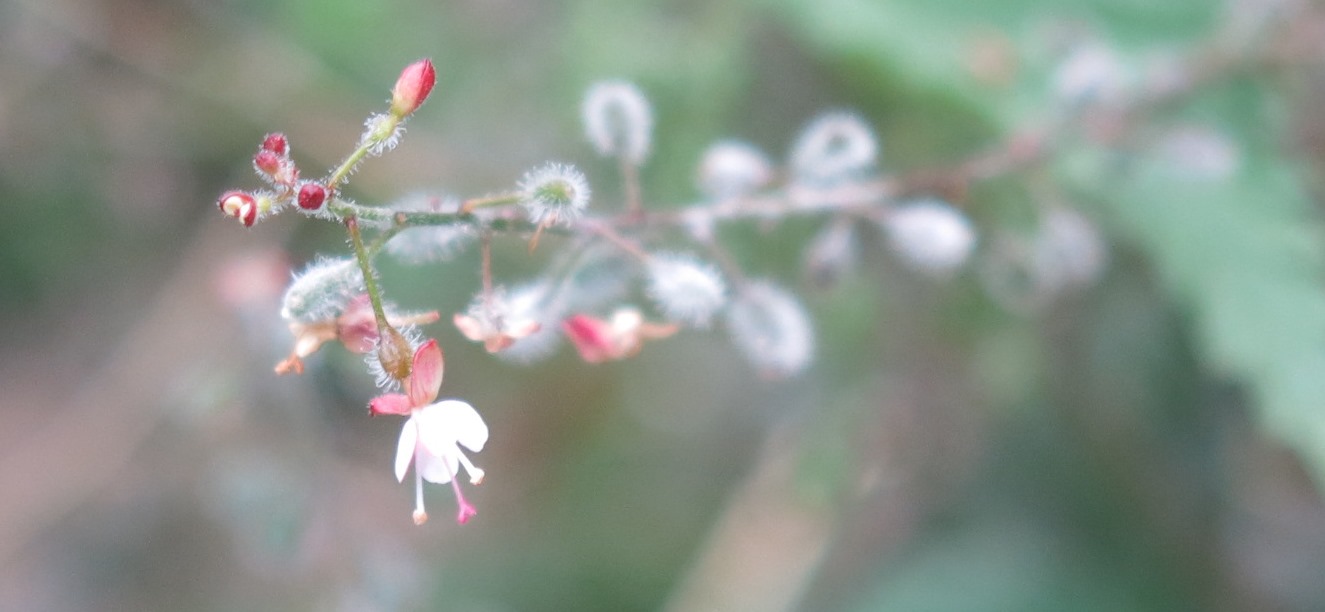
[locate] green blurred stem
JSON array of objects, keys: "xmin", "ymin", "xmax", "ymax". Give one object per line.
[
  {"xmin": 461, "ymin": 192, "xmax": 523, "ymax": 214},
  {"xmin": 345, "ymin": 216, "xmax": 390, "ymax": 330},
  {"xmin": 328, "ymin": 198, "xmax": 541, "ymax": 233}
]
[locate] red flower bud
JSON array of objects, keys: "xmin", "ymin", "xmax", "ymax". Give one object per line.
[
  {"xmin": 390, "ymin": 59, "xmax": 436, "ymax": 117},
  {"xmin": 253, "ymin": 150, "xmax": 282, "ymax": 176},
  {"xmin": 298, "ymin": 182, "xmax": 328, "ymax": 211},
  {"xmin": 217, "ymin": 190, "xmax": 258, "ymax": 227},
  {"xmin": 261, "ymin": 133, "xmax": 288, "ymax": 156}
]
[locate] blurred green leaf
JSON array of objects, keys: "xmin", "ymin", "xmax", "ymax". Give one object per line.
[{"xmin": 1064, "ymin": 81, "xmax": 1325, "ymax": 484}]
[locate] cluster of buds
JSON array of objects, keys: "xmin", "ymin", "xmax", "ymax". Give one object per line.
[
  {"xmin": 253, "ymin": 132, "xmax": 299, "ymax": 187},
  {"xmin": 214, "ymin": 59, "xmax": 437, "ymax": 228}
]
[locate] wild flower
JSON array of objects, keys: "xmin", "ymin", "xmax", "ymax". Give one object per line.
[
  {"xmin": 370, "ymin": 340, "xmax": 487, "ymax": 525},
  {"xmin": 562, "ymin": 308, "xmax": 678, "ymax": 363}
]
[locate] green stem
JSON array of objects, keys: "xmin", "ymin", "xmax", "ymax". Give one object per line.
[
  {"xmin": 620, "ymin": 158, "xmax": 643, "ymax": 217},
  {"xmin": 327, "ymin": 198, "xmax": 543, "ymax": 234},
  {"xmin": 345, "ymin": 216, "xmax": 390, "ymax": 330},
  {"xmin": 326, "ymin": 115, "xmax": 401, "ymax": 192},
  {"xmin": 462, "ymin": 192, "xmax": 524, "ymax": 214}
]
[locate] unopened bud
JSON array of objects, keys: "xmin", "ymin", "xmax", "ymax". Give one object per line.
[
  {"xmin": 298, "ymin": 182, "xmax": 328, "ymax": 212},
  {"xmin": 217, "ymin": 190, "xmax": 258, "ymax": 227},
  {"xmin": 261, "ymin": 133, "xmax": 289, "ymax": 156},
  {"xmin": 390, "ymin": 59, "xmax": 436, "ymax": 117},
  {"xmin": 377, "ymin": 325, "xmax": 414, "ymax": 383},
  {"xmin": 253, "ymin": 150, "xmax": 282, "ymax": 176}
]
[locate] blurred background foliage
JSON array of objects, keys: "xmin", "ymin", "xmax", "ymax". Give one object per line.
[{"xmin": 2, "ymin": 0, "xmax": 1325, "ymax": 610}]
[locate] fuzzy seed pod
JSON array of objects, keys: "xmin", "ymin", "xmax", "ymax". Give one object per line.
[
  {"xmin": 582, "ymin": 81, "xmax": 653, "ymax": 165},
  {"xmin": 696, "ymin": 140, "xmax": 773, "ymax": 200},
  {"xmin": 646, "ymin": 253, "xmax": 727, "ymax": 328},
  {"xmin": 724, "ymin": 282, "xmax": 814, "ymax": 378},
  {"xmin": 883, "ymin": 199, "xmax": 977, "ymax": 277},
  {"xmin": 518, "ymin": 162, "xmax": 591, "ymax": 226},
  {"xmin": 280, "ymin": 258, "xmax": 365, "ymax": 323},
  {"xmin": 789, "ymin": 112, "xmax": 878, "ymax": 185}
]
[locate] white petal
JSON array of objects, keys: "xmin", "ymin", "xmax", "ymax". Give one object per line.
[
  {"xmin": 415, "ymin": 446, "xmax": 459, "ymax": 484},
  {"xmin": 417, "ymin": 399, "xmax": 489, "ymax": 453},
  {"xmin": 394, "ymin": 417, "xmax": 418, "ymax": 483}
]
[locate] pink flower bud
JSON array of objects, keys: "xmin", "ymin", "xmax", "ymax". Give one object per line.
[
  {"xmin": 390, "ymin": 59, "xmax": 436, "ymax": 117},
  {"xmin": 253, "ymin": 150, "xmax": 282, "ymax": 176},
  {"xmin": 298, "ymin": 182, "xmax": 328, "ymax": 211},
  {"xmin": 217, "ymin": 190, "xmax": 258, "ymax": 227},
  {"xmin": 261, "ymin": 133, "xmax": 288, "ymax": 156}
]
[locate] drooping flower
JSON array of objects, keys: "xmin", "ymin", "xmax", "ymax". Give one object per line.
[
  {"xmin": 562, "ymin": 308, "xmax": 678, "ymax": 363},
  {"xmin": 453, "ymin": 289, "xmax": 542, "ymax": 353},
  {"xmin": 369, "ymin": 340, "xmax": 488, "ymax": 525},
  {"xmin": 275, "ymin": 294, "xmax": 440, "ymax": 375}
]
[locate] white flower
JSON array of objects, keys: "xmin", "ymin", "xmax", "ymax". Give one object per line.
[
  {"xmin": 394, "ymin": 400, "xmax": 489, "ymax": 525},
  {"xmin": 370, "ymin": 340, "xmax": 487, "ymax": 525}
]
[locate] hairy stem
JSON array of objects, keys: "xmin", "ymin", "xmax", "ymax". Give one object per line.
[{"xmin": 345, "ymin": 216, "xmax": 390, "ymax": 330}]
